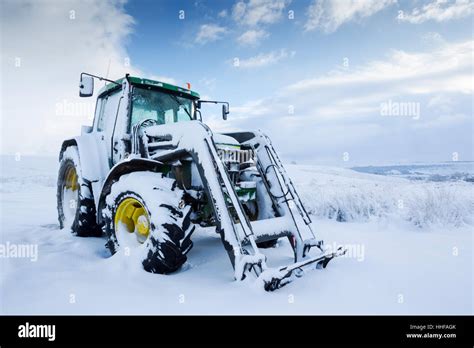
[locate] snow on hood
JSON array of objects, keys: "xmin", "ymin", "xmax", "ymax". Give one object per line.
[{"xmin": 213, "ymin": 133, "xmax": 240, "ymax": 147}]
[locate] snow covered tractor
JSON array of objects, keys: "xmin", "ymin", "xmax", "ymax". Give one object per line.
[{"xmin": 57, "ymin": 73, "xmax": 344, "ymax": 290}]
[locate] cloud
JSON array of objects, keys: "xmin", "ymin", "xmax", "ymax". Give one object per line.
[
  {"xmin": 413, "ymin": 113, "xmax": 469, "ymax": 129},
  {"xmin": 198, "ymin": 77, "xmax": 217, "ymax": 92},
  {"xmin": 234, "ymin": 49, "xmax": 294, "ymax": 68},
  {"xmin": 231, "ymin": 1, "xmax": 290, "ymax": 47},
  {"xmin": 231, "ymin": 98, "xmax": 272, "ymax": 116},
  {"xmin": 218, "ymin": 9, "xmax": 228, "ymax": 18},
  {"xmin": 421, "ymin": 31, "xmax": 447, "ymax": 46},
  {"xmin": 400, "ymin": 0, "xmax": 474, "ymax": 24},
  {"xmin": 287, "ymin": 40, "xmax": 473, "ymax": 95},
  {"xmin": 427, "ymin": 94, "xmax": 453, "ymax": 111},
  {"xmin": 237, "ymin": 29, "xmax": 269, "ymax": 46},
  {"xmin": 305, "ymin": 0, "xmax": 396, "ymax": 33},
  {"xmin": 223, "ymin": 39, "xmax": 473, "ymax": 163},
  {"xmin": 195, "ymin": 24, "xmax": 228, "ymax": 44},
  {"xmin": 0, "ymin": 0, "xmax": 142, "ymax": 155},
  {"xmin": 232, "ymin": 0, "xmax": 290, "ymax": 26},
  {"xmin": 149, "ymin": 75, "xmax": 178, "ymax": 85}
]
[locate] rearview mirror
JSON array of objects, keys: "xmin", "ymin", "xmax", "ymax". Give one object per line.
[
  {"xmin": 222, "ymin": 104, "xmax": 229, "ymax": 120},
  {"xmin": 79, "ymin": 74, "xmax": 94, "ymax": 97}
]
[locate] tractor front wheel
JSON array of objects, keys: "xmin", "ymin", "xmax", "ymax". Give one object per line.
[{"xmin": 103, "ymin": 172, "xmax": 195, "ymax": 274}]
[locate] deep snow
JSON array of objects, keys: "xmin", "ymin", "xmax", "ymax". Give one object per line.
[{"xmin": 0, "ymin": 155, "xmax": 472, "ymax": 314}]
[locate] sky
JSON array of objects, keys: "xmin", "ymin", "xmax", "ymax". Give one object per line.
[{"xmin": 1, "ymin": 0, "xmax": 473, "ymax": 165}]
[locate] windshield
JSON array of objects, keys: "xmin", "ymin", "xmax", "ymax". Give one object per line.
[{"xmin": 130, "ymin": 87, "xmax": 194, "ymax": 128}]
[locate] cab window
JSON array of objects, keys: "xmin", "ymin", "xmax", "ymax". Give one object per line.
[
  {"xmin": 97, "ymin": 90, "xmax": 122, "ymax": 133},
  {"xmin": 130, "ymin": 87, "xmax": 193, "ymax": 128},
  {"xmin": 93, "ymin": 97, "xmax": 104, "ymax": 129}
]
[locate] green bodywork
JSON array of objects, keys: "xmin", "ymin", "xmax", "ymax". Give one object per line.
[
  {"xmin": 235, "ymin": 186, "xmax": 257, "ymax": 202},
  {"xmin": 224, "ymin": 186, "xmax": 256, "ymax": 204},
  {"xmin": 200, "ymin": 186, "xmax": 256, "ymax": 225},
  {"xmin": 98, "ymin": 76, "xmax": 200, "ymax": 99}
]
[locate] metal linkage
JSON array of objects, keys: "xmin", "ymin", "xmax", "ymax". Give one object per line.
[{"xmin": 262, "ymin": 134, "xmax": 312, "ymax": 227}]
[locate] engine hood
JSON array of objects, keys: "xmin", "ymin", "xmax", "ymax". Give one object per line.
[{"xmin": 213, "ymin": 133, "xmax": 240, "ymax": 149}]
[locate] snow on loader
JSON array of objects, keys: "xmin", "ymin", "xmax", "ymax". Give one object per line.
[{"xmin": 57, "ymin": 73, "xmax": 345, "ymax": 291}]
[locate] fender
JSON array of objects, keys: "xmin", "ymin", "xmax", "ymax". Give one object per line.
[
  {"xmin": 59, "ymin": 132, "xmax": 110, "ymax": 184},
  {"xmin": 96, "ymin": 158, "xmax": 166, "ymax": 226}
]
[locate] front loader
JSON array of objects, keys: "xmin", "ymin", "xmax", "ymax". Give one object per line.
[{"xmin": 57, "ymin": 73, "xmax": 345, "ymax": 291}]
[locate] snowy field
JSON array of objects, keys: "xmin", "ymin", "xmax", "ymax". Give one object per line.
[{"xmin": 0, "ymin": 155, "xmax": 472, "ymax": 314}]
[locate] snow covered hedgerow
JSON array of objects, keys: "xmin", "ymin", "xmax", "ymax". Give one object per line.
[
  {"xmin": 289, "ymin": 165, "xmax": 474, "ymax": 228},
  {"xmin": 403, "ymin": 183, "xmax": 474, "ymax": 228}
]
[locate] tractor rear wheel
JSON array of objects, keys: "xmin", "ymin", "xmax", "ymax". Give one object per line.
[{"xmin": 57, "ymin": 146, "xmax": 101, "ymax": 237}]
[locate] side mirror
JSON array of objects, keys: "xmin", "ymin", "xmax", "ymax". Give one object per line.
[
  {"xmin": 222, "ymin": 104, "xmax": 229, "ymax": 120},
  {"xmin": 79, "ymin": 74, "xmax": 94, "ymax": 97}
]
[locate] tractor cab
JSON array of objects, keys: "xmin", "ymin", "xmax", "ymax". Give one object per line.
[{"xmin": 79, "ymin": 73, "xmax": 229, "ymax": 166}]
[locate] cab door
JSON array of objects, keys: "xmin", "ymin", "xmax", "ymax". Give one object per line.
[{"xmin": 95, "ymin": 89, "xmax": 126, "ymax": 167}]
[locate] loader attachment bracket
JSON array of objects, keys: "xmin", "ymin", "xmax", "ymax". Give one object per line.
[
  {"xmin": 260, "ymin": 246, "xmax": 347, "ymax": 291},
  {"xmin": 303, "ymin": 238, "xmax": 324, "ymax": 258},
  {"xmin": 235, "ymin": 253, "xmax": 266, "ymax": 281}
]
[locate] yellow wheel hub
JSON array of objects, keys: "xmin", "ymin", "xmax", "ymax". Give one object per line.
[
  {"xmin": 114, "ymin": 198, "xmax": 150, "ymax": 243},
  {"xmin": 64, "ymin": 166, "xmax": 79, "ymax": 191}
]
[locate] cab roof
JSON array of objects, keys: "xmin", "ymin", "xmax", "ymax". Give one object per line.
[{"xmin": 98, "ymin": 76, "xmax": 200, "ymax": 99}]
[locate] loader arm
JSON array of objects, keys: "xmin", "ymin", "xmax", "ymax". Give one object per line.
[
  {"xmin": 141, "ymin": 121, "xmax": 344, "ymax": 289},
  {"xmin": 142, "ymin": 121, "xmax": 266, "ymax": 281}
]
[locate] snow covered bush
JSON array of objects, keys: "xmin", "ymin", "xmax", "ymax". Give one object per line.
[
  {"xmin": 289, "ymin": 165, "xmax": 474, "ymax": 228},
  {"xmin": 403, "ymin": 184, "xmax": 473, "ymax": 228}
]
